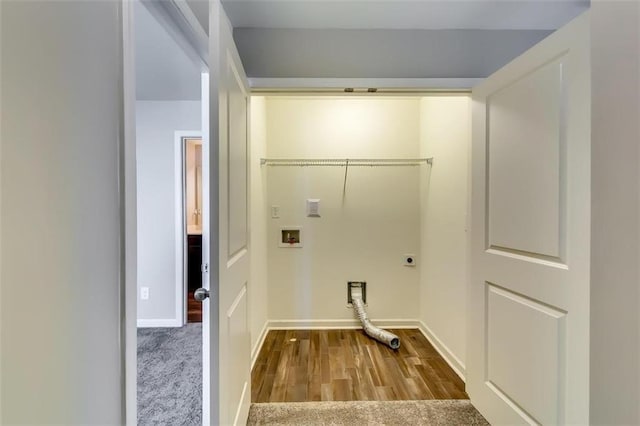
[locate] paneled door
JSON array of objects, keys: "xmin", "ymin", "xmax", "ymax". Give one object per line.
[
  {"xmin": 468, "ymin": 12, "xmax": 590, "ymax": 425},
  {"xmin": 204, "ymin": 2, "xmax": 252, "ymax": 425}
]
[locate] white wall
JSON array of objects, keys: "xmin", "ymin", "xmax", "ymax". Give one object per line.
[
  {"xmin": 1, "ymin": 2, "xmax": 123, "ymax": 423},
  {"xmin": 419, "ymin": 96, "xmax": 471, "ymax": 376},
  {"xmin": 249, "ymin": 97, "xmax": 269, "ymax": 355},
  {"xmin": 265, "ymin": 97, "xmax": 421, "ymax": 322},
  {"xmin": 590, "ymin": 1, "xmax": 640, "ymax": 424},
  {"xmin": 136, "ymin": 101, "xmax": 201, "ymax": 322}
]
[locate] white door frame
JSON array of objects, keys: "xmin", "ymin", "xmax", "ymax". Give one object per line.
[
  {"xmin": 121, "ymin": 0, "xmax": 209, "ymax": 424},
  {"xmin": 175, "ymin": 131, "xmax": 203, "ymax": 326},
  {"xmin": 122, "ymin": 1, "xmax": 138, "ymax": 424}
]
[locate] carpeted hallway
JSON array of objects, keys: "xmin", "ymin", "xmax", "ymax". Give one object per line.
[{"xmin": 137, "ymin": 324, "xmax": 202, "ymax": 426}]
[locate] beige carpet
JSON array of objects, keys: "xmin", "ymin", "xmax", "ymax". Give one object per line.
[{"xmin": 247, "ymin": 400, "xmax": 489, "ymax": 425}]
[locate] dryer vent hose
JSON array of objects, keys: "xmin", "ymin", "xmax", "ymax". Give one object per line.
[{"xmin": 352, "ymin": 296, "xmax": 400, "ymax": 350}]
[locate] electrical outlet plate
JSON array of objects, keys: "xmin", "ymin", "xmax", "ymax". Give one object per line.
[
  {"xmin": 403, "ymin": 254, "xmax": 416, "ymax": 267},
  {"xmin": 141, "ymin": 287, "xmax": 149, "ymax": 300},
  {"xmin": 271, "ymin": 205, "xmax": 280, "ymax": 218}
]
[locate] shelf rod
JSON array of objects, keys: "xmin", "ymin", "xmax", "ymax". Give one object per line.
[{"xmin": 260, "ymin": 158, "xmax": 434, "ymax": 166}]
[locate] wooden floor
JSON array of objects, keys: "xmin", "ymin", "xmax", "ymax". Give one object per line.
[
  {"xmin": 251, "ymin": 329, "xmax": 468, "ymax": 403},
  {"xmin": 187, "ymin": 291, "xmax": 202, "ymax": 323}
]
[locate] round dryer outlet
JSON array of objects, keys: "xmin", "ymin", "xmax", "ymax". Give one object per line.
[{"xmin": 403, "ymin": 254, "xmax": 416, "ymax": 267}]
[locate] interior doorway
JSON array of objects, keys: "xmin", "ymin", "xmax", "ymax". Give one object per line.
[
  {"xmin": 182, "ymin": 136, "xmax": 204, "ymax": 323},
  {"xmin": 130, "ymin": 0, "xmax": 208, "ymax": 424}
]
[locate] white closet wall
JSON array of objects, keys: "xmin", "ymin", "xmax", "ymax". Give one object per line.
[
  {"xmin": 419, "ymin": 96, "xmax": 471, "ymax": 376},
  {"xmin": 265, "ymin": 97, "xmax": 422, "ymax": 323},
  {"xmin": 249, "ymin": 96, "xmax": 471, "ymax": 377}
]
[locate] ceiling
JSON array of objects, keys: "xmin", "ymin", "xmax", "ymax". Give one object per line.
[
  {"xmin": 138, "ymin": 0, "xmax": 590, "ymax": 91},
  {"xmin": 223, "ymin": 0, "xmax": 589, "ymax": 80},
  {"xmin": 233, "ymin": 28, "xmax": 552, "ymax": 79},
  {"xmin": 135, "ymin": 1, "xmax": 202, "ymax": 101},
  {"xmin": 222, "ymin": 0, "xmax": 589, "ymax": 31}
]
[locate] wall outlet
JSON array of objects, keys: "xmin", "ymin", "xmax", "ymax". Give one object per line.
[
  {"xmin": 403, "ymin": 254, "xmax": 416, "ymax": 267},
  {"xmin": 271, "ymin": 205, "xmax": 280, "ymax": 218},
  {"xmin": 140, "ymin": 287, "xmax": 149, "ymax": 300}
]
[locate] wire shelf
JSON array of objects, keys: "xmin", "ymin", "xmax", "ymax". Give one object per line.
[{"xmin": 260, "ymin": 158, "xmax": 433, "ymax": 167}]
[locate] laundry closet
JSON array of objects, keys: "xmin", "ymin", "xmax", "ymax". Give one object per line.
[{"xmin": 248, "ymin": 94, "xmax": 471, "ymax": 377}]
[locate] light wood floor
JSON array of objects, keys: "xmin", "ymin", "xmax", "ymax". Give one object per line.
[{"xmin": 251, "ymin": 329, "xmax": 468, "ymax": 403}]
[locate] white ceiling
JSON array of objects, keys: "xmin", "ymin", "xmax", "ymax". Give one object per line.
[
  {"xmin": 221, "ymin": 0, "xmax": 589, "ymax": 31},
  {"xmin": 135, "ymin": 1, "xmax": 202, "ymax": 101},
  {"xmin": 155, "ymin": 0, "xmax": 591, "ymax": 83}
]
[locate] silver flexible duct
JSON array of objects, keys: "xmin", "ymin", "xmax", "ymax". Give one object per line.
[{"xmin": 352, "ymin": 296, "xmax": 400, "ymax": 349}]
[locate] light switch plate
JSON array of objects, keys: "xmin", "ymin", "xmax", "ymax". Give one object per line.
[{"xmin": 141, "ymin": 287, "xmax": 149, "ymax": 300}]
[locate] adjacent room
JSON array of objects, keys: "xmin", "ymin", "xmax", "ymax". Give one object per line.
[
  {"xmin": 246, "ymin": 94, "xmax": 473, "ymax": 418},
  {"xmin": 133, "ymin": 2, "xmax": 205, "ymax": 424}
]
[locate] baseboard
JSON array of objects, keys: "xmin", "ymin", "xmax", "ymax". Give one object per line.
[
  {"xmin": 137, "ymin": 318, "xmax": 182, "ymax": 328},
  {"xmin": 233, "ymin": 380, "xmax": 251, "ymax": 426},
  {"xmin": 417, "ymin": 321, "xmax": 466, "ymax": 381},
  {"xmin": 268, "ymin": 318, "xmax": 419, "ymax": 330},
  {"xmin": 251, "ymin": 321, "xmax": 270, "ymax": 371}
]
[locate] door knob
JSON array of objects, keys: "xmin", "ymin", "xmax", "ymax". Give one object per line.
[{"xmin": 194, "ymin": 288, "xmax": 210, "ymax": 301}]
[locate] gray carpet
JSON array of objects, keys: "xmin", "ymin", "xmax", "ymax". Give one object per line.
[
  {"xmin": 247, "ymin": 400, "xmax": 489, "ymax": 425},
  {"xmin": 137, "ymin": 324, "xmax": 202, "ymax": 426}
]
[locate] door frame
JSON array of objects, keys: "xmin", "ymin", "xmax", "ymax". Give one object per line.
[
  {"xmin": 122, "ymin": 0, "xmax": 137, "ymax": 424},
  {"xmin": 175, "ymin": 131, "xmax": 203, "ymax": 326},
  {"xmin": 122, "ymin": 0, "xmax": 209, "ymax": 424}
]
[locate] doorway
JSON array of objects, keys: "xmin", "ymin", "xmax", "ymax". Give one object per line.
[
  {"xmin": 183, "ymin": 136, "xmax": 204, "ymax": 323},
  {"xmin": 131, "ymin": 0, "xmax": 208, "ymax": 424}
]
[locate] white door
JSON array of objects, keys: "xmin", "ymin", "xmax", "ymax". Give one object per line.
[
  {"xmin": 468, "ymin": 12, "xmax": 590, "ymax": 425},
  {"xmin": 203, "ymin": 2, "xmax": 252, "ymax": 425}
]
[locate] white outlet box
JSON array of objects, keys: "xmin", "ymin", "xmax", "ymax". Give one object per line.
[
  {"xmin": 306, "ymin": 199, "xmax": 320, "ymax": 217},
  {"xmin": 141, "ymin": 287, "xmax": 149, "ymax": 300}
]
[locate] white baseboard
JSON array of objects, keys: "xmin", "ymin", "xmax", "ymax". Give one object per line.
[
  {"xmin": 417, "ymin": 321, "xmax": 466, "ymax": 381},
  {"xmin": 251, "ymin": 321, "xmax": 270, "ymax": 371},
  {"xmin": 137, "ymin": 318, "xmax": 182, "ymax": 328},
  {"xmin": 233, "ymin": 381, "xmax": 251, "ymax": 426},
  {"xmin": 268, "ymin": 318, "xmax": 419, "ymax": 330}
]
